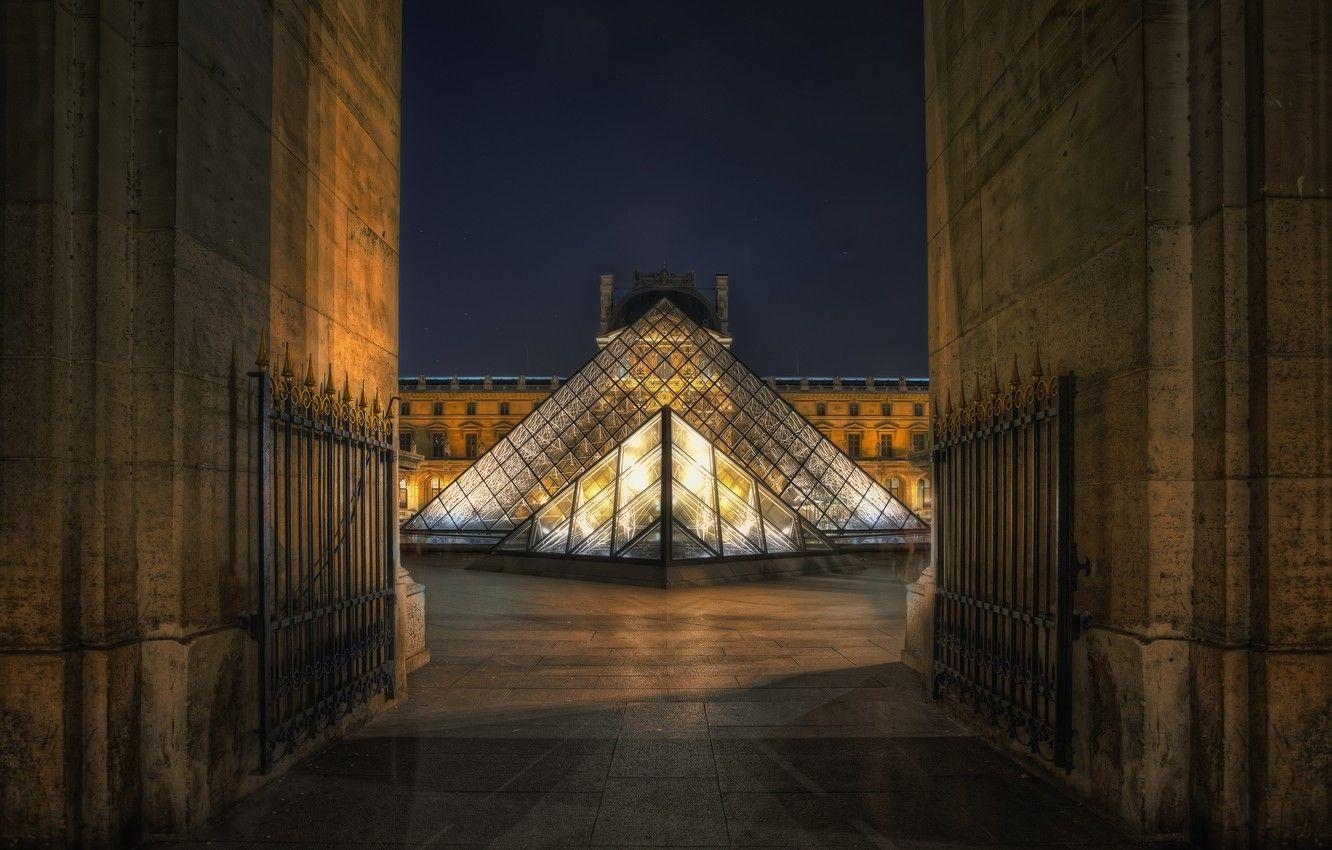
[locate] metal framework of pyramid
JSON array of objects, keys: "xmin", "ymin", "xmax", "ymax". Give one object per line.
[
  {"xmin": 494, "ymin": 410, "xmax": 838, "ymax": 563},
  {"xmin": 402, "ymin": 298, "xmax": 927, "ymax": 550}
]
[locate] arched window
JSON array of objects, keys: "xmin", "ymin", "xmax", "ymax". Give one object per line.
[
  {"xmin": 888, "ymin": 476, "xmax": 903, "ymax": 499},
  {"xmin": 398, "ymin": 477, "xmax": 408, "ymax": 509},
  {"xmin": 429, "ymin": 476, "xmax": 443, "ymax": 498},
  {"xmin": 916, "ymin": 478, "xmax": 928, "ymax": 509}
]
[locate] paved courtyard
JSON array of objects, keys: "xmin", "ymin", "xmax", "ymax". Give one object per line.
[{"xmin": 173, "ymin": 555, "xmax": 1140, "ymax": 848}]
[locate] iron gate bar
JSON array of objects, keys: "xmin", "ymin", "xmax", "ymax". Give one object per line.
[
  {"xmin": 931, "ymin": 367, "xmax": 1085, "ymax": 768},
  {"xmin": 246, "ymin": 347, "xmax": 396, "ymax": 773}
]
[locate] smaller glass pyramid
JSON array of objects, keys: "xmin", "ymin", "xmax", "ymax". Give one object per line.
[{"xmin": 494, "ymin": 409, "xmax": 835, "ymax": 562}]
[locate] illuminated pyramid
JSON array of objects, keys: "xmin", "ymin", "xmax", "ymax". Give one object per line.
[
  {"xmin": 494, "ymin": 409, "xmax": 837, "ymax": 562},
  {"xmin": 402, "ymin": 297, "xmax": 927, "ymax": 554}
]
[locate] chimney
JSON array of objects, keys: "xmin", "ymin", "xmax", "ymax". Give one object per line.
[
  {"xmin": 599, "ymin": 274, "xmax": 615, "ymax": 334},
  {"xmin": 714, "ymin": 273, "xmax": 729, "ymax": 333}
]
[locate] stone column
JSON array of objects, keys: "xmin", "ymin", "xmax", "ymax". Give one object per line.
[
  {"xmin": 924, "ymin": 1, "xmax": 1329, "ymax": 845},
  {"xmin": 0, "ymin": 1, "xmax": 405, "ymax": 844}
]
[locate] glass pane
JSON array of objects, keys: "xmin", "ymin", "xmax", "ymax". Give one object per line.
[
  {"xmin": 757, "ymin": 489, "xmax": 799, "ymax": 551},
  {"xmin": 714, "ymin": 452, "xmax": 755, "ymax": 505},
  {"xmin": 717, "ymin": 485, "xmax": 762, "ymax": 546},
  {"xmin": 671, "ymin": 486, "xmax": 719, "ymax": 552},
  {"xmin": 578, "ymin": 451, "xmax": 618, "ymax": 505},
  {"xmin": 672, "ymin": 454, "xmax": 714, "ymax": 506},
  {"xmin": 496, "ymin": 524, "xmax": 531, "ymax": 552},
  {"xmin": 533, "ymin": 519, "xmax": 570, "ymax": 553},
  {"xmin": 618, "ymin": 447, "xmax": 661, "ymax": 505},
  {"xmin": 534, "ymin": 489, "xmax": 574, "ymax": 542},
  {"xmin": 620, "ymin": 527, "xmax": 661, "ymax": 560},
  {"xmin": 719, "ymin": 518, "xmax": 763, "ymax": 556},
  {"xmin": 572, "ymin": 518, "xmax": 614, "ymax": 557},
  {"xmin": 670, "ymin": 524, "xmax": 714, "ymax": 560},
  {"xmin": 569, "ymin": 486, "xmax": 616, "ymax": 550},
  {"xmin": 620, "ymin": 413, "xmax": 661, "ymax": 468},
  {"xmin": 615, "ymin": 482, "xmax": 661, "ymax": 551},
  {"xmin": 671, "ymin": 417, "xmax": 713, "ymax": 469}
]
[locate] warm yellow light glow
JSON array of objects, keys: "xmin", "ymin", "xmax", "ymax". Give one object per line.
[
  {"xmin": 624, "ymin": 464, "xmax": 651, "ymax": 494},
  {"xmin": 681, "ymin": 464, "xmax": 706, "ymax": 494}
]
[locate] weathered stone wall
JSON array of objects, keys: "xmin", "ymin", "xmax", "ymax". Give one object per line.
[
  {"xmin": 1, "ymin": 0, "xmax": 402, "ymax": 844},
  {"xmin": 920, "ymin": 0, "xmax": 1329, "ymax": 845}
]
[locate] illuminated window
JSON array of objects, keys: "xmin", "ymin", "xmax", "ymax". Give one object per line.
[
  {"xmin": 815, "ymin": 402, "xmax": 827, "ymax": 417},
  {"xmin": 913, "ymin": 403, "xmax": 924, "ymax": 416},
  {"xmin": 431, "ymin": 433, "xmax": 445, "ymax": 458},
  {"xmin": 912, "ymin": 432, "xmax": 927, "ymax": 452},
  {"xmin": 881, "ymin": 402, "xmax": 891, "ymax": 416},
  {"xmin": 917, "ymin": 478, "xmax": 928, "ymax": 509},
  {"xmin": 398, "ymin": 478, "xmax": 408, "ymax": 509},
  {"xmin": 846, "ymin": 433, "xmax": 861, "ymax": 458},
  {"xmin": 888, "ymin": 476, "xmax": 903, "ymax": 498},
  {"xmin": 432, "ymin": 402, "xmax": 443, "ymax": 415},
  {"xmin": 399, "ymin": 431, "xmax": 414, "ymax": 453},
  {"xmin": 879, "ymin": 433, "xmax": 892, "ymax": 458},
  {"xmin": 465, "ymin": 433, "xmax": 478, "ymax": 458},
  {"xmin": 466, "ymin": 401, "xmax": 477, "ymax": 415},
  {"xmin": 848, "ymin": 402, "xmax": 859, "ymax": 416},
  {"xmin": 400, "ymin": 402, "xmax": 412, "ymax": 415},
  {"xmin": 500, "ymin": 402, "xmax": 510, "ymax": 415},
  {"xmin": 429, "ymin": 476, "xmax": 443, "ymax": 497}
]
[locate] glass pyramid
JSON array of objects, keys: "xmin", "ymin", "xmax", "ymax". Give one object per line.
[
  {"xmin": 494, "ymin": 410, "xmax": 837, "ymax": 561},
  {"xmin": 402, "ymin": 298, "xmax": 927, "ymax": 546}
]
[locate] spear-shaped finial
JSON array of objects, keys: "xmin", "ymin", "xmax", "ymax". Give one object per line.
[
  {"xmin": 304, "ymin": 355, "xmax": 316, "ymax": 388},
  {"xmin": 991, "ymin": 364, "xmax": 1001, "ymax": 395},
  {"xmin": 372, "ymin": 390, "xmax": 381, "ymax": 415},
  {"xmin": 945, "ymin": 387, "xmax": 954, "ymax": 414},
  {"xmin": 1009, "ymin": 353, "xmax": 1021, "ymax": 387},
  {"xmin": 341, "ymin": 372, "xmax": 352, "ymax": 403},
  {"xmin": 358, "ymin": 381, "xmax": 367, "ymax": 409},
  {"xmin": 255, "ymin": 331, "xmax": 269, "ymax": 371},
  {"xmin": 973, "ymin": 371, "xmax": 984, "ymax": 403},
  {"xmin": 1032, "ymin": 342, "xmax": 1044, "ymax": 377},
  {"xmin": 281, "ymin": 342, "xmax": 294, "ymax": 378},
  {"xmin": 324, "ymin": 362, "xmax": 335, "ymax": 396}
]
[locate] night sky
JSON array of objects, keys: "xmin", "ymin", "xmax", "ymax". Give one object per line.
[{"xmin": 400, "ymin": 1, "xmax": 926, "ymax": 379}]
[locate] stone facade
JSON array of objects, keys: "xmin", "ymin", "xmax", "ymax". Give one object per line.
[
  {"xmin": 1, "ymin": 1, "xmax": 403, "ymax": 845},
  {"xmin": 916, "ymin": 0, "xmax": 1329, "ymax": 846}
]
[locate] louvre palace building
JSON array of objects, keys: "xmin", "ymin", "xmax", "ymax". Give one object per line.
[{"xmin": 397, "ymin": 270, "xmax": 933, "ymax": 527}]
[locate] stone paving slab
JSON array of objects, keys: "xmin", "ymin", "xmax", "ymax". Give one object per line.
[{"xmin": 160, "ymin": 554, "xmax": 1153, "ymax": 849}]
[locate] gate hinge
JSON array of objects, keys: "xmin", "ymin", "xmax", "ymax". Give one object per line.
[
  {"xmin": 239, "ymin": 611, "xmax": 262, "ymax": 640},
  {"xmin": 1068, "ymin": 542, "xmax": 1093, "ymax": 590}
]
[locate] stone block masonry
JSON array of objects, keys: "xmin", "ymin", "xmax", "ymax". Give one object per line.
[
  {"xmin": 1, "ymin": 0, "xmax": 405, "ymax": 844},
  {"xmin": 915, "ymin": 1, "xmax": 1330, "ymax": 846}
]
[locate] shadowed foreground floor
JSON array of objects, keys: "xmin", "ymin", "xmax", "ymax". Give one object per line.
[{"xmin": 164, "ymin": 553, "xmax": 1144, "ymax": 848}]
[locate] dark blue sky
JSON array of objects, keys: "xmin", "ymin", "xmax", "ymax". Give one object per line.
[{"xmin": 400, "ymin": 1, "xmax": 926, "ymax": 378}]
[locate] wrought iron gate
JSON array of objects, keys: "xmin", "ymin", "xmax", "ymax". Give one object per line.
[
  {"xmin": 931, "ymin": 364, "xmax": 1088, "ymax": 767},
  {"xmin": 245, "ymin": 346, "xmax": 397, "ymax": 772}
]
